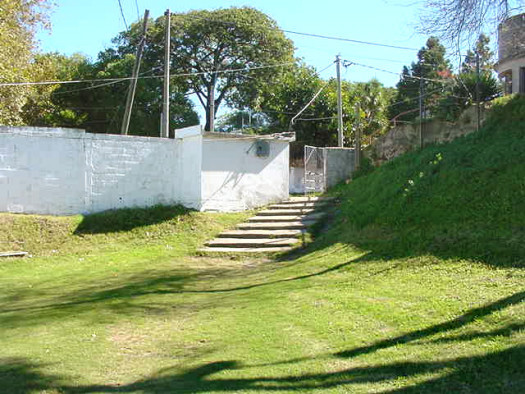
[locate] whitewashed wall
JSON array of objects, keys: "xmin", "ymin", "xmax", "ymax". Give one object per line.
[
  {"xmin": 0, "ymin": 126, "xmax": 202, "ymax": 215},
  {"xmin": 201, "ymin": 136, "xmax": 290, "ymax": 211}
]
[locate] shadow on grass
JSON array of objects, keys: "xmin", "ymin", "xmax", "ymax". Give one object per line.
[
  {"xmin": 335, "ymin": 290, "xmax": 525, "ymax": 358},
  {"xmin": 5, "ymin": 345, "xmax": 523, "ymax": 393},
  {"xmin": 0, "ymin": 358, "xmax": 64, "ymax": 394},
  {"xmin": 52, "ymin": 345, "xmax": 523, "ymax": 392},
  {"xmin": 0, "ymin": 270, "xmax": 200, "ymax": 330},
  {"xmin": 74, "ymin": 204, "xmax": 190, "ymax": 234},
  {"xmin": 2, "ymin": 291, "xmax": 523, "ymax": 392}
]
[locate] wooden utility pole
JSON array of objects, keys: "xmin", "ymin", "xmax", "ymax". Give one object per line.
[
  {"xmin": 336, "ymin": 55, "xmax": 344, "ymax": 147},
  {"xmin": 476, "ymin": 51, "xmax": 481, "ymax": 131},
  {"xmin": 354, "ymin": 103, "xmax": 361, "ymax": 170},
  {"xmin": 161, "ymin": 9, "xmax": 171, "ymax": 138},
  {"xmin": 418, "ymin": 75, "xmax": 424, "ymax": 148},
  {"xmin": 209, "ymin": 84, "xmax": 215, "ymax": 132},
  {"xmin": 121, "ymin": 9, "xmax": 149, "ymax": 135}
]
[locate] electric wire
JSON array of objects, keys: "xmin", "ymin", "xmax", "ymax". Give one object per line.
[
  {"xmin": 290, "ymin": 80, "xmax": 331, "ymax": 128},
  {"xmin": 0, "ymin": 62, "xmax": 296, "ymax": 88},
  {"xmin": 117, "ymin": 0, "xmax": 129, "ymax": 31},
  {"xmin": 282, "ymin": 30, "xmax": 419, "ymax": 51},
  {"xmin": 134, "ymin": 0, "xmax": 140, "ymax": 21}
]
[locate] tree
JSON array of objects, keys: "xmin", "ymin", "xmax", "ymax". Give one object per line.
[
  {"xmin": 49, "ymin": 50, "xmax": 199, "ymax": 135},
  {"xmin": 21, "ymin": 52, "xmax": 90, "ymax": 127},
  {"xmin": 0, "ymin": 0, "xmax": 52, "ymax": 125},
  {"xmin": 390, "ymin": 37, "xmax": 452, "ymax": 122},
  {"xmin": 151, "ymin": 7, "xmax": 295, "ymax": 131},
  {"xmin": 436, "ymin": 34, "xmax": 500, "ymax": 120},
  {"xmin": 419, "ymin": 0, "xmax": 525, "ymax": 46},
  {"xmin": 259, "ymin": 62, "xmax": 392, "ymax": 147}
]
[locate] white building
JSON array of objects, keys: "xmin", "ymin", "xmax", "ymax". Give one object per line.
[
  {"xmin": 495, "ymin": 13, "xmax": 525, "ymax": 95},
  {"xmin": 0, "ymin": 126, "xmax": 294, "ymax": 215}
]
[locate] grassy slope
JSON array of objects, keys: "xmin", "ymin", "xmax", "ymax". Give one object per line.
[
  {"xmin": 327, "ymin": 94, "xmax": 525, "ymax": 266},
  {"xmin": 0, "ymin": 97, "xmax": 524, "ymax": 393}
]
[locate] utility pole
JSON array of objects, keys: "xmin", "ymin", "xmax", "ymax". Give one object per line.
[
  {"xmin": 336, "ymin": 55, "xmax": 344, "ymax": 147},
  {"xmin": 121, "ymin": 9, "xmax": 149, "ymax": 135},
  {"xmin": 354, "ymin": 103, "xmax": 361, "ymax": 170},
  {"xmin": 418, "ymin": 75, "xmax": 424, "ymax": 149},
  {"xmin": 209, "ymin": 85, "xmax": 215, "ymax": 132},
  {"xmin": 475, "ymin": 51, "xmax": 481, "ymax": 131},
  {"xmin": 161, "ymin": 9, "xmax": 171, "ymax": 138}
]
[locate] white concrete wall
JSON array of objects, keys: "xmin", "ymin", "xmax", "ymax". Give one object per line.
[
  {"xmin": 201, "ymin": 137, "xmax": 290, "ymax": 211},
  {"xmin": 0, "ymin": 126, "xmax": 202, "ymax": 215},
  {"xmin": 289, "ymin": 166, "xmax": 305, "ymax": 194},
  {"xmin": 496, "ymin": 58, "xmax": 525, "ymax": 94}
]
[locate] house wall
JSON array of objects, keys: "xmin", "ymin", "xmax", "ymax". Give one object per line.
[
  {"xmin": 497, "ymin": 13, "xmax": 525, "ymax": 94},
  {"xmin": 0, "ymin": 126, "xmax": 202, "ymax": 215},
  {"xmin": 201, "ymin": 138, "xmax": 290, "ymax": 211}
]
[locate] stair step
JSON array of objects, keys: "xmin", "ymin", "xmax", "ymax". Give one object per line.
[
  {"xmin": 237, "ymin": 221, "xmax": 315, "ymax": 230},
  {"xmin": 199, "ymin": 246, "xmax": 294, "ymax": 253},
  {"xmin": 206, "ymin": 237, "xmax": 299, "ymax": 248},
  {"xmin": 257, "ymin": 208, "xmax": 315, "ymax": 216},
  {"xmin": 248, "ymin": 212, "xmax": 326, "ymax": 222},
  {"xmin": 268, "ymin": 202, "xmax": 329, "ymax": 209},
  {"xmin": 219, "ymin": 229, "xmax": 302, "ymax": 238},
  {"xmin": 287, "ymin": 196, "xmax": 336, "ymax": 202}
]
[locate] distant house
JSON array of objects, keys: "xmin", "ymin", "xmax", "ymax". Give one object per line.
[{"xmin": 495, "ymin": 13, "xmax": 525, "ymax": 94}]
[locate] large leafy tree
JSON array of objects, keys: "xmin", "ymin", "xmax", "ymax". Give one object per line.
[
  {"xmin": 21, "ymin": 52, "xmax": 91, "ymax": 127},
  {"xmin": 0, "ymin": 0, "xmax": 52, "ymax": 125},
  {"xmin": 50, "ymin": 49, "xmax": 199, "ymax": 136},
  {"xmin": 147, "ymin": 7, "xmax": 295, "ymax": 131}
]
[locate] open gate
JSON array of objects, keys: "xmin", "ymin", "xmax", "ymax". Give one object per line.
[{"xmin": 304, "ymin": 145, "xmax": 325, "ymax": 193}]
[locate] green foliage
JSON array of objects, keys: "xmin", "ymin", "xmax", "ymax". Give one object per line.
[
  {"xmin": 20, "ymin": 52, "xmax": 90, "ymax": 127},
  {"xmin": 389, "ymin": 37, "xmax": 452, "ymax": 122},
  {"xmin": 435, "ymin": 34, "xmax": 501, "ymax": 121},
  {"xmin": 48, "ymin": 50, "xmax": 198, "ymax": 135},
  {"xmin": 0, "ymin": 0, "xmax": 52, "ymax": 125},
  {"xmin": 144, "ymin": 7, "xmax": 295, "ymax": 131},
  {"xmin": 352, "ymin": 156, "xmax": 375, "ymax": 179},
  {"xmin": 259, "ymin": 62, "xmax": 392, "ymax": 146}
]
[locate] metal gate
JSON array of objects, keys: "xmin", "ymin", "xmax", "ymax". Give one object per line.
[{"xmin": 304, "ymin": 145, "xmax": 325, "ymax": 193}]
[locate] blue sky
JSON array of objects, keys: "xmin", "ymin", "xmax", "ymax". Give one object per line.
[{"xmin": 35, "ymin": 0, "xmax": 464, "ymax": 121}]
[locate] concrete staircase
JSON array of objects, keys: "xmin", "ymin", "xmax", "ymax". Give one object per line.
[{"xmin": 199, "ymin": 196, "xmax": 334, "ymax": 253}]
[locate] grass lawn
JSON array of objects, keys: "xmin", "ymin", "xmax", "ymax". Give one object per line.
[{"xmin": 1, "ymin": 205, "xmax": 524, "ymax": 393}]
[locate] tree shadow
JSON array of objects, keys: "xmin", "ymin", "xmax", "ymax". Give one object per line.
[
  {"xmin": 74, "ymin": 204, "xmax": 191, "ymax": 234},
  {"xmin": 0, "ymin": 270, "xmax": 200, "ymax": 330},
  {"xmin": 3, "ymin": 291, "xmax": 524, "ymax": 393},
  {"xmin": 0, "ymin": 358, "xmax": 64, "ymax": 394},
  {"xmin": 335, "ymin": 290, "xmax": 525, "ymax": 359},
  {"xmin": 61, "ymin": 345, "xmax": 525, "ymax": 393}
]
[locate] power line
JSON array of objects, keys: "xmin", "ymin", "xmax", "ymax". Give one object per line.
[
  {"xmin": 283, "ymin": 30, "xmax": 419, "ymax": 51},
  {"xmin": 290, "ymin": 80, "xmax": 331, "ymax": 128},
  {"xmin": 345, "ymin": 59, "xmax": 454, "ymax": 84},
  {"xmin": 134, "ymin": 0, "xmax": 140, "ymax": 20},
  {"xmin": 117, "ymin": 0, "xmax": 129, "ymax": 31},
  {"xmin": 179, "ymin": 13, "xmax": 419, "ymax": 52},
  {"xmin": 0, "ymin": 62, "xmax": 296, "ymax": 88}
]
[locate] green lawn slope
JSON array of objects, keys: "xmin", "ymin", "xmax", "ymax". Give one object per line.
[{"xmin": 324, "ymin": 94, "xmax": 525, "ymax": 267}]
